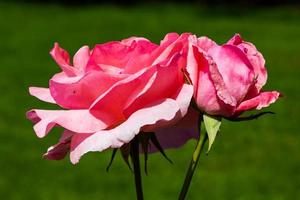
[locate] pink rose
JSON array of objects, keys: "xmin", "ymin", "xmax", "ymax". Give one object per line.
[
  {"xmin": 187, "ymin": 34, "xmax": 280, "ymax": 117},
  {"xmin": 27, "ymin": 33, "xmax": 195, "ymax": 164}
]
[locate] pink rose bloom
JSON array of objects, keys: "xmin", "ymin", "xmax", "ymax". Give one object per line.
[
  {"xmin": 187, "ymin": 34, "xmax": 280, "ymax": 117},
  {"xmin": 27, "ymin": 33, "xmax": 196, "ymax": 164}
]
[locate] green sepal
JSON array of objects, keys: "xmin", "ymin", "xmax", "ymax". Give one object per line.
[
  {"xmin": 225, "ymin": 111, "xmax": 275, "ymax": 122},
  {"xmin": 120, "ymin": 143, "xmax": 133, "ymax": 172},
  {"xmin": 106, "ymin": 148, "xmax": 118, "ymax": 172},
  {"xmin": 139, "ymin": 133, "xmax": 150, "ymax": 175},
  {"xmin": 203, "ymin": 114, "xmax": 222, "ymax": 153},
  {"xmin": 149, "ymin": 132, "xmax": 173, "ymax": 164}
]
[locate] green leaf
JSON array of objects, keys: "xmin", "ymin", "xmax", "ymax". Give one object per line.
[{"xmin": 203, "ymin": 114, "xmax": 222, "ymax": 153}]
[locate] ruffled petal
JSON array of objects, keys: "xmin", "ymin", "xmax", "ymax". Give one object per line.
[
  {"xmin": 122, "ymin": 39, "xmax": 158, "ymax": 73},
  {"xmin": 86, "ymin": 39, "xmax": 157, "ymax": 73},
  {"xmin": 208, "ymin": 58, "xmax": 237, "ymax": 107},
  {"xmin": 152, "ymin": 33, "xmax": 190, "ymax": 65},
  {"xmin": 190, "ymin": 45, "xmax": 235, "ymax": 116},
  {"xmin": 123, "ymin": 53, "xmax": 185, "ymax": 117},
  {"xmin": 148, "ymin": 105, "xmax": 197, "ymax": 152},
  {"xmin": 50, "ymin": 71, "xmax": 124, "ymax": 109},
  {"xmin": 26, "ymin": 109, "xmax": 107, "ymax": 138},
  {"xmin": 73, "ymin": 46, "xmax": 90, "ymax": 70},
  {"xmin": 50, "ymin": 43, "xmax": 77, "ymax": 76},
  {"xmin": 186, "ymin": 35, "xmax": 200, "ymax": 89},
  {"xmin": 43, "ymin": 130, "xmax": 74, "ymax": 160},
  {"xmin": 29, "ymin": 87, "xmax": 56, "ymax": 104},
  {"xmin": 236, "ymin": 91, "xmax": 280, "ymax": 112},
  {"xmin": 70, "ymin": 98, "xmax": 185, "ymax": 164},
  {"xmin": 121, "ymin": 36, "xmax": 151, "ymax": 46},
  {"xmin": 197, "ymin": 36, "xmax": 217, "ymax": 52},
  {"xmin": 142, "ymin": 83, "xmax": 194, "ymax": 132},
  {"xmin": 208, "ymin": 44, "xmax": 255, "ymax": 104},
  {"xmin": 89, "ymin": 67, "xmax": 157, "ymax": 126},
  {"xmin": 227, "ymin": 34, "xmax": 267, "ymax": 91}
]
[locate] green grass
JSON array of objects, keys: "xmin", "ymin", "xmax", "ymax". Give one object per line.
[{"xmin": 0, "ymin": 2, "xmax": 299, "ymax": 199}]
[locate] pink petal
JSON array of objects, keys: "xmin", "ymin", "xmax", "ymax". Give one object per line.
[
  {"xmin": 227, "ymin": 34, "xmax": 267, "ymax": 91},
  {"xmin": 197, "ymin": 36, "xmax": 217, "ymax": 52},
  {"xmin": 121, "ymin": 36, "xmax": 150, "ymax": 46},
  {"xmin": 227, "ymin": 33, "xmax": 243, "ymax": 45},
  {"xmin": 152, "ymin": 33, "xmax": 190, "ymax": 65},
  {"xmin": 29, "ymin": 87, "xmax": 56, "ymax": 104},
  {"xmin": 50, "ymin": 43, "xmax": 77, "ymax": 76},
  {"xmin": 142, "ymin": 83, "xmax": 194, "ymax": 132},
  {"xmin": 73, "ymin": 46, "xmax": 90, "ymax": 70},
  {"xmin": 122, "ymin": 39, "xmax": 158, "ymax": 74},
  {"xmin": 208, "ymin": 58, "xmax": 237, "ymax": 107},
  {"xmin": 43, "ymin": 130, "xmax": 74, "ymax": 160},
  {"xmin": 89, "ymin": 67, "xmax": 157, "ymax": 126},
  {"xmin": 43, "ymin": 141, "xmax": 70, "ymax": 160},
  {"xmin": 149, "ymin": 107, "xmax": 198, "ymax": 152},
  {"xmin": 208, "ymin": 44, "xmax": 255, "ymax": 104},
  {"xmin": 123, "ymin": 53, "xmax": 185, "ymax": 117},
  {"xmin": 236, "ymin": 91, "xmax": 280, "ymax": 112},
  {"xmin": 186, "ymin": 35, "xmax": 200, "ymax": 89},
  {"xmin": 50, "ymin": 71, "xmax": 124, "ymax": 109},
  {"xmin": 70, "ymin": 97, "xmax": 188, "ymax": 164},
  {"xmin": 151, "ymin": 127, "xmax": 197, "ymax": 152},
  {"xmin": 86, "ymin": 40, "xmax": 157, "ymax": 73},
  {"xmin": 70, "ymin": 83, "xmax": 193, "ymax": 164},
  {"xmin": 26, "ymin": 109, "xmax": 108, "ymax": 138},
  {"xmin": 191, "ymin": 46, "xmax": 235, "ymax": 116}
]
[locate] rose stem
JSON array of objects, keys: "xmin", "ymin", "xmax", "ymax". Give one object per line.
[
  {"xmin": 178, "ymin": 115, "xmax": 207, "ymax": 200},
  {"xmin": 130, "ymin": 136, "xmax": 144, "ymax": 200}
]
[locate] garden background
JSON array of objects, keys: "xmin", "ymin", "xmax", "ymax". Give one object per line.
[{"xmin": 0, "ymin": 0, "xmax": 299, "ymax": 199}]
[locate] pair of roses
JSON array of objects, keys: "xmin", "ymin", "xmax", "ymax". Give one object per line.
[{"xmin": 27, "ymin": 33, "xmax": 280, "ymax": 165}]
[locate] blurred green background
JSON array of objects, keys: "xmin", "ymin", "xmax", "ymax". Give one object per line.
[{"xmin": 0, "ymin": 1, "xmax": 299, "ymax": 199}]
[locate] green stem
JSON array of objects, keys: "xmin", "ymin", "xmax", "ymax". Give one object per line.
[
  {"xmin": 178, "ymin": 115, "xmax": 207, "ymax": 200},
  {"xmin": 130, "ymin": 136, "xmax": 144, "ymax": 200}
]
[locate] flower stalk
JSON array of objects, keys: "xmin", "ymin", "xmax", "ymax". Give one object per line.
[
  {"xmin": 130, "ymin": 136, "xmax": 144, "ymax": 200},
  {"xmin": 178, "ymin": 115, "xmax": 207, "ymax": 200}
]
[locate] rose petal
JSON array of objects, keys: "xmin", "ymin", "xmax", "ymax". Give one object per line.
[
  {"xmin": 89, "ymin": 67, "xmax": 157, "ymax": 126},
  {"xmin": 121, "ymin": 36, "xmax": 150, "ymax": 46},
  {"xmin": 26, "ymin": 109, "xmax": 107, "ymax": 138},
  {"xmin": 149, "ymin": 105, "xmax": 198, "ymax": 152},
  {"xmin": 43, "ymin": 130, "xmax": 74, "ymax": 160},
  {"xmin": 73, "ymin": 46, "xmax": 90, "ymax": 70},
  {"xmin": 190, "ymin": 46, "xmax": 235, "ymax": 116},
  {"xmin": 197, "ymin": 36, "xmax": 217, "ymax": 52},
  {"xmin": 70, "ymin": 98, "xmax": 184, "ymax": 164},
  {"xmin": 50, "ymin": 71, "xmax": 124, "ymax": 109},
  {"xmin": 152, "ymin": 33, "xmax": 190, "ymax": 65},
  {"xmin": 70, "ymin": 83, "xmax": 193, "ymax": 164},
  {"xmin": 122, "ymin": 39, "xmax": 158, "ymax": 73},
  {"xmin": 86, "ymin": 39, "xmax": 157, "ymax": 73},
  {"xmin": 187, "ymin": 35, "xmax": 200, "ymax": 89},
  {"xmin": 123, "ymin": 53, "xmax": 185, "ymax": 117},
  {"xmin": 29, "ymin": 87, "xmax": 56, "ymax": 104},
  {"xmin": 208, "ymin": 44, "xmax": 255, "ymax": 104},
  {"xmin": 43, "ymin": 141, "xmax": 70, "ymax": 160},
  {"xmin": 50, "ymin": 43, "xmax": 77, "ymax": 76},
  {"xmin": 227, "ymin": 34, "xmax": 267, "ymax": 91},
  {"xmin": 236, "ymin": 91, "xmax": 280, "ymax": 112}
]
